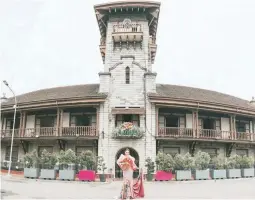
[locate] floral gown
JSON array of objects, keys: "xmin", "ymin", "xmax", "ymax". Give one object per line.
[{"xmin": 117, "ymin": 154, "xmax": 144, "ymax": 199}]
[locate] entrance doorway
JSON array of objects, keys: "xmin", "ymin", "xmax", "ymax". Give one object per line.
[{"xmin": 115, "ymin": 147, "xmax": 139, "ymax": 178}]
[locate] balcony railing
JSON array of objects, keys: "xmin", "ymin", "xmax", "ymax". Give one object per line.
[
  {"xmin": 158, "ymin": 127, "xmax": 193, "ymax": 138},
  {"xmin": 113, "ymin": 23, "xmax": 142, "ymax": 33},
  {"xmin": 157, "ymin": 127, "xmax": 254, "ymax": 142},
  {"xmin": 236, "ymin": 132, "xmax": 252, "ymax": 141},
  {"xmin": 1, "ymin": 129, "xmax": 20, "ymax": 138},
  {"xmin": 61, "ymin": 126, "xmax": 98, "ymax": 137},
  {"xmin": 23, "ymin": 127, "xmax": 57, "ymax": 137}
]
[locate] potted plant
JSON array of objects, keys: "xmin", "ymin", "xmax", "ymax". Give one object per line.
[
  {"xmin": 226, "ymin": 155, "xmax": 241, "ymax": 178},
  {"xmin": 58, "ymin": 149, "xmax": 77, "ymax": 181},
  {"xmin": 145, "ymin": 157, "xmax": 155, "ymax": 181},
  {"xmin": 97, "ymin": 156, "xmax": 107, "ymax": 182},
  {"xmin": 194, "ymin": 151, "xmax": 211, "ymax": 180},
  {"xmin": 39, "ymin": 149, "xmax": 58, "ymax": 180},
  {"xmin": 239, "ymin": 156, "xmax": 255, "ymax": 177},
  {"xmin": 155, "ymin": 151, "xmax": 175, "ymax": 181},
  {"xmin": 77, "ymin": 150, "xmax": 97, "ymax": 181},
  {"xmin": 174, "ymin": 153, "xmax": 195, "ymax": 181},
  {"xmin": 23, "ymin": 150, "xmax": 40, "ymax": 178},
  {"xmin": 210, "ymin": 156, "xmax": 227, "ymax": 179}
]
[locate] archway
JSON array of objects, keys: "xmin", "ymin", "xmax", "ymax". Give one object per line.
[{"xmin": 115, "ymin": 147, "xmax": 139, "ymax": 178}]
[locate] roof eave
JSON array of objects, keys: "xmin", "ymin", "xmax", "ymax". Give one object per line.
[{"xmin": 148, "ymin": 95, "xmax": 255, "ymax": 116}]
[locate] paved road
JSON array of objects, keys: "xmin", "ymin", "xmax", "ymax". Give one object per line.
[{"xmin": 1, "ymin": 175, "xmax": 255, "ymax": 199}]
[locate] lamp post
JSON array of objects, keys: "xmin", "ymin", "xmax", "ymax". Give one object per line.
[{"xmin": 3, "ymin": 80, "xmax": 17, "ymax": 176}]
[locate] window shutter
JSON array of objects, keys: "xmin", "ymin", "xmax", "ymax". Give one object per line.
[
  {"xmin": 245, "ymin": 123, "xmax": 250, "ymax": 133},
  {"xmin": 35, "ymin": 118, "xmax": 40, "ymax": 135},
  {"xmin": 70, "ymin": 116, "xmax": 76, "ymax": 127},
  {"xmin": 179, "ymin": 117, "xmax": 185, "ymax": 128},
  {"xmin": 6, "ymin": 120, "xmax": 11, "ymax": 129},
  {"xmin": 116, "ymin": 115, "xmax": 123, "ymax": 127},
  {"xmin": 53, "ymin": 117, "xmax": 57, "ymax": 127},
  {"xmin": 215, "ymin": 119, "xmax": 221, "ymax": 131},
  {"xmin": 132, "ymin": 115, "xmax": 139, "ymax": 127},
  {"xmin": 198, "ymin": 119, "xmax": 203, "ymax": 129},
  {"xmin": 91, "ymin": 115, "xmax": 96, "ymax": 127},
  {"xmin": 158, "ymin": 116, "xmax": 165, "ymax": 128}
]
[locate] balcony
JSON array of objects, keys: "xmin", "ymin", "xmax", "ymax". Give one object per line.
[
  {"xmin": 236, "ymin": 132, "xmax": 252, "ymax": 141},
  {"xmin": 112, "ymin": 122, "xmax": 144, "ymax": 139},
  {"xmin": 157, "ymin": 127, "xmax": 193, "ymax": 138},
  {"xmin": 112, "ymin": 23, "xmax": 143, "ymax": 42},
  {"xmin": 157, "ymin": 127, "xmax": 255, "ymax": 142},
  {"xmin": 1, "ymin": 129, "xmax": 20, "ymax": 138},
  {"xmin": 61, "ymin": 126, "xmax": 98, "ymax": 137}
]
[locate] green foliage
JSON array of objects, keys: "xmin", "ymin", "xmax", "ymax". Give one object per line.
[
  {"xmin": 237, "ymin": 156, "xmax": 254, "ymax": 169},
  {"xmin": 211, "ymin": 156, "xmax": 226, "ymax": 170},
  {"xmin": 97, "ymin": 156, "xmax": 107, "ymax": 174},
  {"xmin": 194, "ymin": 151, "xmax": 211, "ymax": 170},
  {"xmin": 155, "ymin": 151, "xmax": 175, "ymax": 172},
  {"xmin": 174, "ymin": 153, "xmax": 195, "ymax": 170},
  {"xmin": 77, "ymin": 150, "xmax": 96, "ymax": 170},
  {"xmin": 145, "ymin": 157, "xmax": 155, "ymax": 174},
  {"xmin": 58, "ymin": 149, "xmax": 77, "ymax": 170},
  {"xmin": 22, "ymin": 149, "xmax": 40, "ymax": 168},
  {"xmin": 40, "ymin": 149, "xmax": 58, "ymax": 169},
  {"xmin": 226, "ymin": 155, "xmax": 241, "ymax": 169}
]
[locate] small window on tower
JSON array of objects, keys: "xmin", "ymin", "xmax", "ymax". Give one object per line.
[{"xmin": 125, "ymin": 66, "xmax": 130, "ymax": 84}]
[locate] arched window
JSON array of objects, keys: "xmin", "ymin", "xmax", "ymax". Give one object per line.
[{"xmin": 125, "ymin": 66, "xmax": 130, "ymax": 84}]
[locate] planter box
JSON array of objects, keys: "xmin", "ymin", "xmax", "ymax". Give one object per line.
[
  {"xmin": 194, "ymin": 169, "xmax": 210, "ymax": 180},
  {"xmin": 40, "ymin": 169, "xmax": 57, "ymax": 179},
  {"xmin": 155, "ymin": 171, "xmax": 173, "ymax": 181},
  {"xmin": 211, "ymin": 169, "xmax": 226, "ymax": 179},
  {"xmin": 24, "ymin": 168, "xmax": 40, "ymax": 178},
  {"xmin": 176, "ymin": 170, "xmax": 192, "ymax": 181},
  {"xmin": 78, "ymin": 170, "xmax": 96, "ymax": 181},
  {"xmin": 241, "ymin": 168, "xmax": 255, "ymax": 177},
  {"xmin": 146, "ymin": 173, "xmax": 154, "ymax": 181},
  {"xmin": 227, "ymin": 169, "xmax": 241, "ymax": 178},
  {"xmin": 59, "ymin": 170, "xmax": 76, "ymax": 181}
]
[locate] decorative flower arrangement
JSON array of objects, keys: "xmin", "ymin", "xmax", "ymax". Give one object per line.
[
  {"xmin": 113, "ymin": 122, "xmax": 144, "ymax": 138},
  {"xmin": 121, "ymin": 122, "xmax": 133, "ymax": 130},
  {"xmin": 119, "ymin": 157, "xmax": 134, "ymax": 171}
]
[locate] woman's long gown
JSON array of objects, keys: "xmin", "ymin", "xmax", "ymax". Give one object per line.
[{"xmin": 117, "ymin": 154, "xmax": 144, "ymax": 199}]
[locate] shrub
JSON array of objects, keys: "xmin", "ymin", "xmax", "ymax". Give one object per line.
[
  {"xmin": 77, "ymin": 150, "xmax": 96, "ymax": 170},
  {"xmin": 97, "ymin": 156, "xmax": 107, "ymax": 174},
  {"xmin": 238, "ymin": 156, "xmax": 254, "ymax": 169},
  {"xmin": 211, "ymin": 156, "xmax": 226, "ymax": 170},
  {"xmin": 155, "ymin": 151, "xmax": 175, "ymax": 172},
  {"xmin": 174, "ymin": 153, "xmax": 195, "ymax": 170},
  {"xmin": 194, "ymin": 151, "xmax": 211, "ymax": 170},
  {"xmin": 22, "ymin": 150, "xmax": 40, "ymax": 168},
  {"xmin": 40, "ymin": 149, "xmax": 58, "ymax": 169},
  {"xmin": 145, "ymin": 157, "xmax": 155, "ymax": 175},
  {"xmin": 226, "ymin": 155, "xmax": 241, "ymax": 169},
  {"xmin": 58, "ymin": 149, "xmax": 77, "ymax": 170}
]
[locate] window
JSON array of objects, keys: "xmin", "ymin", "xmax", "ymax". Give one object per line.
[
  {"xmin": 115, "ymin": 114, "xmax": 140, "ymax": 127},
  {"xmin": 236, "ymin": 149, "xmax": 248, "ymax": 157},
  {"xmin": 163, "ymin": 147, "xmax": 180, "ymax": 157},
  {"xmin": 38, "ymin": 146, "xmax": 53, "ymax": 156},
  {"xmin": 76, "ymin": 146, "xmax": 94, "ymax": 156},
  {"xmin": 5, "ymin": 146, "xmax": 19, "ymax": 162},
  {"xmin": 165, "ymin": 116, "xmax": 179, "ymax": 127},
  {"xmin": 6, "ymin": 118, "xmax": 20, "ymax": 129},
  {"xmin": 125, "ymin": 66, "xmax": 130, "ymax": 84},
  {"xmin": 236, "ymin": 121, "xmax": 249, "ymax": 133},
  {"xmin": 70, "ymin": 114, "xmax": 95, "ymax": 126},
  {"xmin": 39, "ymin": 116, "xmax": 55, "ymax": 127}
]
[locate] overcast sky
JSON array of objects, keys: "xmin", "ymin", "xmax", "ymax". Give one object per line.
[{"xmin": 0, "ymin": 0, "xmax": 254, "ymax": 101}]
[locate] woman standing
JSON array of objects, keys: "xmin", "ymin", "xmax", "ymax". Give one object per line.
[{"xmin": 117, "ymin": 148, "xmax": 144, "ymax": 199}]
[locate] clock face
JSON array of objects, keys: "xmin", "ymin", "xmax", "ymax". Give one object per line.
[{"xmin": 123, "ymin": 18, "xmax": 132, "ymax": 26}]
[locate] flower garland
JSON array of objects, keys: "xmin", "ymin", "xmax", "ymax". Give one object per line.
[{"xmin": 119, "ymin": 157, "xmax": 134, "ymax": 171}]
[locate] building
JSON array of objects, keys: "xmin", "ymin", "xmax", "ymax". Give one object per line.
[{"xmin": 1, "ymin": 1, "xmax": 255, "ymax": 178}]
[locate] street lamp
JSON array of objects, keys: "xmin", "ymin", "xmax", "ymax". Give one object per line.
[{"xmin": 3, "ymin": 80, "xmax": 17, "ymax": 176}]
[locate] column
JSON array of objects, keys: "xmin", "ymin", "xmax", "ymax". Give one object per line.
[
  {"xmin": 56, "ymin": 108, "xmax": 60, "ymax": 136},
  {"xmin": 19, "ymin": 112, "xmax": 23, "ymax": 137},
  {"xmin": 59, "ymin": 109, "xmax": 63, "ymax": 136},
  {"xmin": 192, "ymin": 110, "xmax": 198, "ymax": 138}
]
